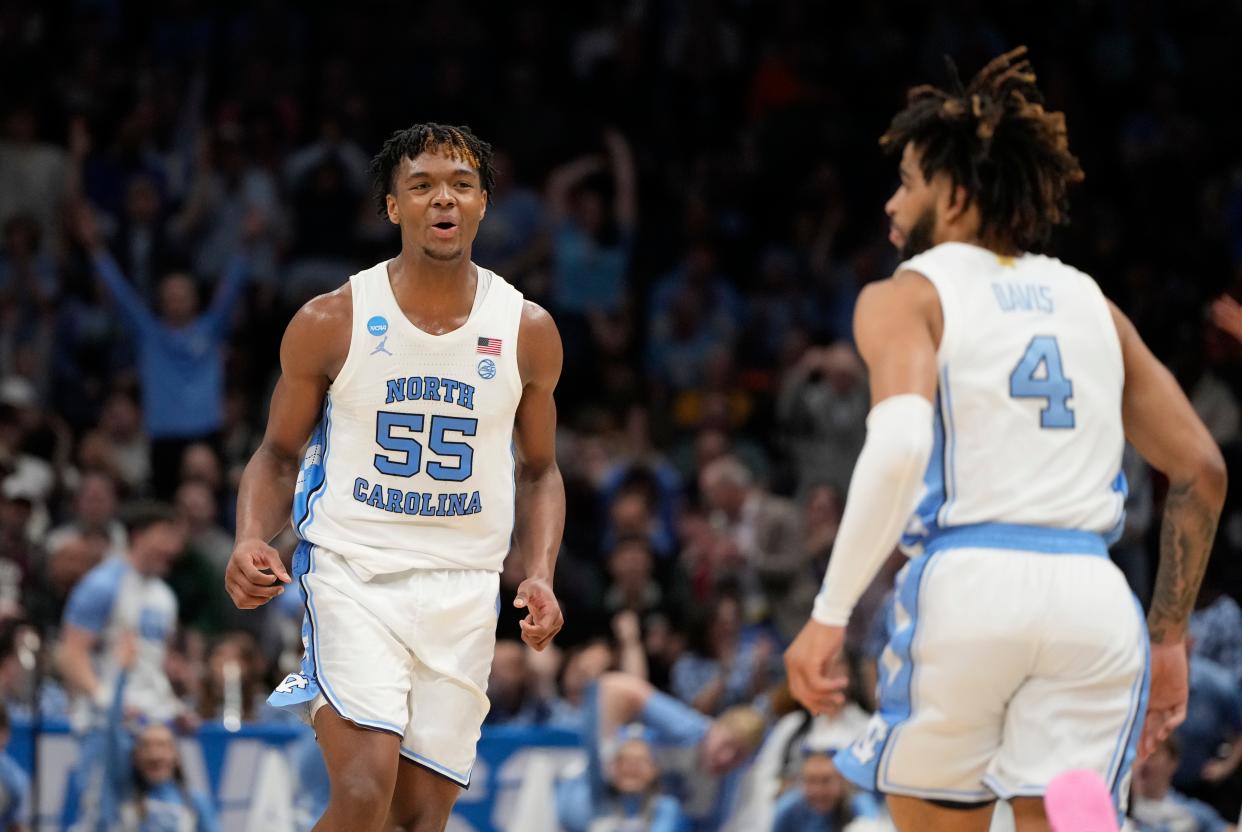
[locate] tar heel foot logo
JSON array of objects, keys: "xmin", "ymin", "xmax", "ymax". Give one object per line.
[
  {"xmin": 368, "ymin": 315, "xmax": 392, "ymax": 356},
  {"xmin": 478, "ymin": 358, "xmax": 497, "ymax": 379},
  {"xmin": 275, "ymin": 673, "xmax": 310, "ymax": 694}
]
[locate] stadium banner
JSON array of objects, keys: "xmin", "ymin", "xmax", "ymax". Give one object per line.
[{"xmin": 9, "ymin": 720, "xmax": 584, "ymax": 832}]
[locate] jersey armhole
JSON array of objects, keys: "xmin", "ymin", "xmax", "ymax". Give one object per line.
[
  {"xmin": 327, "ymin": 275, "xmax": 365, "ymax": 391},
  {"xmin": 902, "ymin": 267, "xmax": 955, "ymax": 364}
]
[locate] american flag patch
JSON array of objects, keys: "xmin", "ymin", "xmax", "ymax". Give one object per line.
[{"xmin": 477, "ymin": 337, "xmax": 502, "ymax": 355}]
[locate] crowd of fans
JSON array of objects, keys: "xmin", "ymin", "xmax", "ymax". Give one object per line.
[{"xmin": 2, "ymin": 1, "xmax": 1242, "ymax": 830}]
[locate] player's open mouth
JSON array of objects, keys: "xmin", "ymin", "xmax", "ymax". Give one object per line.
[{"xmin": 431, "ymin": 221, "xmax": 458, "ymax": 238}]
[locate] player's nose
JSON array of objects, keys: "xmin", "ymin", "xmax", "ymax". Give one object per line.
[{"xmin": 431, "ymin": 183, "xmax": 456, "ymax": 206}]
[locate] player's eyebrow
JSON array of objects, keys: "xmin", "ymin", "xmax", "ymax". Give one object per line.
[{"xmin": 405, "ymin": 168, "xmax": 479, "ymax": 180}]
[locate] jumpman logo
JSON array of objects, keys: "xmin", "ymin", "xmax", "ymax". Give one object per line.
[{"xmin": 371, "ymin": 336, "xmax": 392, "ymax": 356}]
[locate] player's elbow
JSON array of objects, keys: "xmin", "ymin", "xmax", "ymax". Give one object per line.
[{"xmin": 1194, "ymin": 444, "xmax": 1228, "ymax": 510}]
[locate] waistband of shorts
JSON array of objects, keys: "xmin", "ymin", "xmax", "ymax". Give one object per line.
[{"xmin": 924, "ymin": 523, "xmax": 1109, "ymax": 558}]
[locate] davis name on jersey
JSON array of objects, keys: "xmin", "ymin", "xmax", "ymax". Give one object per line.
[
  {"xmin": 897, "ymin": 242, "xmax": 1127, "ymax": 554},
  {"xmin": 292, "ymin": 262, "xmax": 526, "ymax": 578}
]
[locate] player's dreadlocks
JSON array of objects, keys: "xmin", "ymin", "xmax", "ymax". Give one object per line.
[
  {"xmin": 368, "ymin": 123, "xmax": 495, "ymax": 215},
  {"xmin": 881, "ymin": 46, "xmax": 1084, "ymax": 251}
]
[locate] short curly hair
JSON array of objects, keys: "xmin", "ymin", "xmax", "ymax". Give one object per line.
[
  {"xmin": 367, "ymin": 123, "xmax": 495, "ymax": 215},
  {"xmin": 881, "ymin": 46, "xmax": 1084, "ymax": 251}
]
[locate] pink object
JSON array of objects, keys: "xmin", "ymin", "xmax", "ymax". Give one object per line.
[{"xmin": 1044, "ymin": 769, "xmax": 1120, "ymax": 832}]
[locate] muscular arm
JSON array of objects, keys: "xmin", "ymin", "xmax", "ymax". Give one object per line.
[
  {"xmin": 1110, "ymin": 303, "xmax": 1227, "ymax": 643},
  {"xmin": 226, "ymin": 288, "xmax": 350, "ymax": 608},
  {"xmin": 786, "ymin": 272, "xmax": 938, "ymax": 712},
  {"xmin": 809, "ymin": 273, "xmax": 939, "ymax": 624},
  {"xmin": 510, "ymin": 301, "xmax": 566, "ymax": 649}
]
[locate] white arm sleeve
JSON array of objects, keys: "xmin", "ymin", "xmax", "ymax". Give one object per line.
[{"xmin": 811, "ymin": 394, "xmax": 935, "ymax": 626}]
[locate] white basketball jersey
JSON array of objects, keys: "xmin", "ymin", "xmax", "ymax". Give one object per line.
[
  {"xmin": 293, "ymin": 261, "xmax": 525, "ymax": 577},
  {"xmin": 899, "ymin": 242, "xmax": 1127, "ymax": 554}
]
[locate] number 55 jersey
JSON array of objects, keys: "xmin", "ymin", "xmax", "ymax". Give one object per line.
[
  {"xmin": 897, "ymin": 241, "xmax": 1127, "ymax": 556},
  {"xmin": 292, "ymin": 261, "xmax": 525, "ymax": 579}
]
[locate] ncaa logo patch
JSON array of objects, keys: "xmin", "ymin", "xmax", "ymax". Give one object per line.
[
  {"xmin": 478, "ymin": 358, "xmax": 497, "ymax": 379},
  {"xmin": 367, "ymin": 315, "xmax": 389, "ymax": 336}
]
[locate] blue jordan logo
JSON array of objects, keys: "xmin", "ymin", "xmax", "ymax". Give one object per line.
[{"xmin": 371, "ymin": 336, "xmax": 392, "ymax": 356}]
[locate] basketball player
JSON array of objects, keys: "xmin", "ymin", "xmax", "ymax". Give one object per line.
[
  {"xmin": 783, "ymin": 48, "xmax": 1227, "ymax": 831},
  {"xmin": 224, "ymin": 124, "xmax": 566, "ymax": 832}
]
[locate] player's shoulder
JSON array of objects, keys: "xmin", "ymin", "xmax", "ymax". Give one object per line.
[
  {"xmin": 517, "ymin": 299, "xmax": 563, "ymax": 383},
  {"xmin": 282, "ymin": 280, "xmax": 354, "ymax": 375}
]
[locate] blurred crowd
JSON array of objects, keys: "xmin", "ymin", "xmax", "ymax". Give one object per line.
[{"xmin": 2, "ymin": 0, "xmax": 1242, "ymax": 830}]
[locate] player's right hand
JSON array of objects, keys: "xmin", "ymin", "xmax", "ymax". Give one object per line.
[
  {"xmin": 784, "ymin": 618, "xmax": 850, "ymax": 715},
  {"xmin": 225, "ymin": 538, "xmax": 291, "ymax": 609}
]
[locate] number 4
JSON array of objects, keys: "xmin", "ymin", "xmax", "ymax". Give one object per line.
[{"xmin": 1009, "ymin": 335, "xmax": 1075, "ymax": 429}]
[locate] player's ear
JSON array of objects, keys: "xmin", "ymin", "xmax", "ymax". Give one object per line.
[
  {"xmin": 941, "ymin": 182, "xmax": 970, "ymax": 224},
  {"xmin": 479, "ymin": 189, "xmax": 488, "ymax": 220},
  {"xmin": 385, "ymin": 192, "xmax": 400, "ymax": 225}
]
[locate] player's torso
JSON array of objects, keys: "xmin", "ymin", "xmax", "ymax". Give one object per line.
[
  {"xmin": 900, "ymin": 243, "xmax": 1126, "ymax": 553},
  {"xmin": 294, "ymin": 261, "xmax": 525, "ymax": 577}
]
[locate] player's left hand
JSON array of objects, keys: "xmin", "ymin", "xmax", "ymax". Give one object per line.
[
  {"xmin": 783, "ymin": 618, "xmax": 850, "ymax": 715},
  {"xmin": 514, "ymin": 577, "xmax": 563, "ymax": 652}
]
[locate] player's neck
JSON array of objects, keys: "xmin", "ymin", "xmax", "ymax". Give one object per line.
[
  {"xmin": 389, "ymin": 248, "xmax": 477, "ymax": 305},
  {"xmin": 940, "ymin": 227, "xmax": 1022, "ymax": 258}
]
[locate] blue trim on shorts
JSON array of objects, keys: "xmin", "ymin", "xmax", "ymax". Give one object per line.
[
  {"xmin": 400, "ymin": 746, "xmax": 471, "ymax": 787},
  {"xmin": 1107, "ymin": 597, "xmax": 1150, "ymax": 816},
  {"xmin": 923, "ymin": 523, "xmax": 1109, "ymax": 557},
  {"xmin": 271, "ymin": 541, "xmax": 405, "ymax": 736}
]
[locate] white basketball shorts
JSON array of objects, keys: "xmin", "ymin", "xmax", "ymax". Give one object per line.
[
  {"xmin": 269, "ymin": 540, "xmax": 499, "ymax": 786},
  {"xmin": 836, "ymin": 524, "xmax": 1149, "ymax": 812}
]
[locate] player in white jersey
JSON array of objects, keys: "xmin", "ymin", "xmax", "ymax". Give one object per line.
[
  {"xmin": 783, "ymin": 47, "xmax": 1227, "ymax": 831},
  {"xmin": 224, "ymin": 124, "xmax": 566, "ymax": 832}
]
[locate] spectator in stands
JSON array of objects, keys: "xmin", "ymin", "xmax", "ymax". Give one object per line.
[
  {"xmin": 57, "ymin": 502, "xmax": 184, "ymax": 729},
  {"xmin": 1173, "ymin": 643, "xmax": 1242, "ymax": 814},
  {"xmin": 175, "ymin": 480, "xmax": 231, "ymax": 573},
  {"xmin": 543, "ymin": 639, "xmax": 616, "ymax": 731},
  {"xmin": 776, "ymin": 342, "xmax": 868, "ymax": 496},
  {"xmin": 772, "ymin": 748, "xmax": 884, "ymax": 832},
  {"xmin": 97, "ymin": 633, "xmax": 220, "ymax": 832},
  {"xmin": 109, "ymin": 175, "xmax": 178, "ymax": 300},
  {"xmin": 671, "ymin": 589, "xmax": 777, "ymax": 716},
  {"xmin": 696, "ymin": 455, "xmax": 806, "ymax": 639},
  {"xmin": 469, "ymin": 147, "xmax": 548, "ymax": 282},
  {"xmin": 97, "ymin": 390, "xmax": 151, "ymax": 496},
  {"xmin": 1132, "ymin": 734, "xmax": 1237, "ymax": 832},
  {"xmin": 30, "ymin": 529, "xmax": 108, "ymax": 631},
  {"xmin": 557, "ymin": 724, "xmax": 687, "ymax": 832},
  {"xmin": 0, "ymin": 104, "xmax": 67, "ymax": 249},
  {"xmin": 1190, "ymin": 582, "xmax": 1242, "ymax": 690},
  {"xmin": 0, "ymin": 701, "xmax": 30, "ymax": 832},
  {"xmin": 47, "ymin": 469, "xmax": 127, "ymax": 557},
  {"xmin": 563, "ymin": 671, "xmax": 764, "ymax": 831},
  {"xmin": 72, "ymin": 203, "xmax": 251, "ymax": 497},
  {"xmin": 603, "ymin": 537, "xmax": 670, "ymax": 621},
  {"xmin": 484, "ymin": 639, "xmax": 552, "ymax": 726}
]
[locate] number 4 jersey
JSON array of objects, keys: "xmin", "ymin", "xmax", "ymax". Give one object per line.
[
  {"xmin": 897, "ymin": 242, "xmax": 1127, "ymax": 555},
  {"xmin": 292, "ymin": 261, "xmax": 526, "ymax": 577}
]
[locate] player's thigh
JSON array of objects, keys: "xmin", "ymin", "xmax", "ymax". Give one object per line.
[
  {"xmin": 313, "ymin": 705, "xmax": 402, "ymax": 807},
  {"xmin": 301, "ymin": 547, "xmax": 417, "ymax": 734},
  {"xmin": 986, "ymin": 556, "xmax": 1146, "ymax": 805},
  {"xmin": 387, "ymin": 758, "xmax": 463, "ymax": 832},
  {"xmin": 1010, "ymin": 797, "xmax": 1050, "ymax": 832},
  {"xmin": 401, "ymin": 570, "xmax": 499, "ymax": 785},
  {"xmin": 887, "ymin": 795, "xmax": 996, "ymax": 832},
  {"xmin": 838, "ymin": 551, "xmax": 1030, "ymax": 800}
]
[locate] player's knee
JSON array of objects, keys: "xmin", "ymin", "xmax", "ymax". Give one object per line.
[
  {"xmin": 330, "ymin": 768, "xmax": 393, "ymax": 822},
  {"xmin": 390, "ymin": 805, "xmax": 452, "ymax": 832}
]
